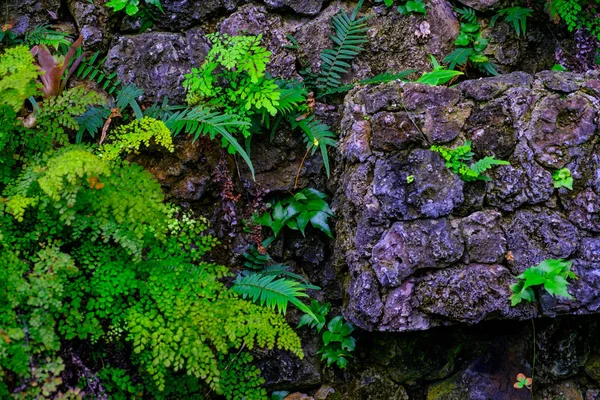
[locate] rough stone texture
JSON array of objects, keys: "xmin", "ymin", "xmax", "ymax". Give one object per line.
[
  {"xmin": 105, "ymin": 30, "xmax": 210, "ymax": 103},
  {"xmin": 67, "ymin": 0, "xmax": 113, "ymax": 51},
  {"xmin": 335, "ymin": 72, "xmax": 600, "ymax": 332},
  {"xmin": 150, "ymin": 0, "xmax": 242, "ymax": 30},
  {"xmin": 0, "ymin": 0, "xmax": 61, "ymax": 35},
  {"xmin": 261, "ymin": 0, "xmax": 323, "ymax": 15}
]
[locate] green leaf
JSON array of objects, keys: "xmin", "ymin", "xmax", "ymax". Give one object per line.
[{"xmin": 310, "ymin": 211, "xmax": 334, "ymax": 239}]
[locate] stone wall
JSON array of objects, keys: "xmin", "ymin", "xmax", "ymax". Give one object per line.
[{"xmin": 335, "ymin": 71, "xmax": 600, "ymax": 333}]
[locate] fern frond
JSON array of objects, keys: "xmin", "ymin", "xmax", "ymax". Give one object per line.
[
  {"xmin": 470, "ymin": 156, "xmax": 510, "ymax": 175},
  {"xmin": 317, "ymin": 0, "xmax": 370, "ymax": 90},
  {"xmin": 232, "ymin": 273, "xmax": 318, "ymax": 321},
  {"xmin": 24, "ymin": 25, "xmax": 71, "ymax": 50},
  {"xmin": 443, "ymin": 48, "xmax": 474, "ymax": 69},
  {"xmin": 455, "ymin": 7, "xmax": 477, "ymax": 24},
  {"xmin": 74, "ymin": 106, "xmax": 111, "ymax": 143},
  {"xmin": 292, "ymin": 115, "xmax": 337, "ymax": 177},
  {"xmin": 162, "ymin": 106, "xmax": 255, "ymax": 178},
  {"xmin": 116, "ymin": 84, "xmax": 144, "ymax": 119},
  {"xmin": 77, "ymin": 51, "xmax": 121, "ymax": 94},
  {"xmin": 275, "ymin": 85, "xmax": 307, "ymax": 115}
]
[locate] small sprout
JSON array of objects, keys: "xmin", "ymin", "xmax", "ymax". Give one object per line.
[
  {"xmin": 551, "ymin": 64, "xmax": 568, "ymax": 72},
  {"xmin": 513, "ymin": 373, "xmax": 532, "ymax": 390},
  {"xmin": 363, "ymin": 115, "xmax": 370, "ymax": 121},
  {"xmin": 553, "ymin": 167, "xmax": 573, "ymax": 190},
  {"xmin": 406, "ymin": 175, "xmax": 415, "ymax": 184}
]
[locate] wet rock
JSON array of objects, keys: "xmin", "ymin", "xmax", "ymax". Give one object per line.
[
  {"xmin": 456, "ymin": 0, "xmax": 506, "ymax": 11},
  {"xmin": 345, "ymin": 271, "xmax": 384, "ymax": 331},
  {"xmin": 151, "ymin": 0, "xmax": 242, "ymax": 30},
  {"xmin": 67, "ymin": 0, "xmax": 113, "ymax": 51},
  {"xmin": 372, "ymin": 150, "xmax": 464, "ymax": 220},
  {"xmin": 459, "ymin": 72, "xmax": 533, "ymax": 102},
  {"xmin": 371, "ymin": 219, "xmax": 464, "ymax": 287},
  {"xmin": 585, "ymin": 354, "xmax": 600, "ymax": 382},
  {"xmin": 425, "ymin": 332, "xmax": 530, "ymax": 400},
  {"xmin": 535, "ymin": 381, "xmax": 584, "ymax": 400},
  {"xmin": 261, "ymin": 0, "xmax": 323, "ymax": 15},
  {"xmin": 348, "ymin": 370, "xmax": 408, "ymax": 400},
  {"xmin": 527, "ymin": 94, "xmax": 596, "ymax": 169},
  {"xmin": 105, "ymin": 30, "xmax": 210, "ymax": 103},
  {"xmin": 535, "ymin": 317, "xmax": 595, "ymax": 382},
  {"xmin": 413, "ymin": 264, "xmax": 534, "ymax": 324},
  {"xmin": 465, "ymin": 97, "xmax": 518, "ymax": 159},
  {"xmin": 486, "ymin": 142, "xmax": 554, "ymax": 212},
  {"xmin": 1, "ymin": 0, "xmax": 61, "ymax": 35},
  {"xmin": 504, "ymin": 210, "xmax": 580, "ymax": 274},
  {"xmin": 370, "ymin": 111, "xmax": 422, "ymax": 152},
  {"xmin": 458, "ymin": 211, "xmax": 507, "ymax": 264}
]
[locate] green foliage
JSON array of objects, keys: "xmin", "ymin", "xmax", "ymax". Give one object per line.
[
  {"xmin": 444, "ymin": 7, "xmax": 498, "ymax": 75},
  {"xmin": 510, "ymin": 259, "xmax": 577, "ymax": 306},
  {"xmin": 417, "ymin": 56, "xmax": 463, "ymax": 86},
  {"xmin": 256, "ymin": 188, "xmax": 335, "ymax": 239},
  {"xmin": 431, "ymin": 140, "xmax": 510, "ymax": 181},
  {"xmin": 548, "ymin": 0, "xmax": 600, "ymax": 39},
  {"xmin": 552, "ymin": 63, "xmax": 568, "ymax": 71},
  {"xmin": 317, "ymin": 0, "xmax": 370, "ymax": 91},
  {"xmin": 298, "ymin": 300, "xmax": 330, "ymax": 333},
  {"xmin": 0, "ymin": 54, "xmax": 304, "ymax": 399},
  {"xmin": 105, "ymin": 0, "xmax": 164, "ymax": 30},
  {"xmin": 491, "ymin": 6, "xmax": 533, "ymax": 37},
  {"xmin": 553, "ymin": 167, "xmax": 573, "ymax": 190},
  {"xmin": 398, "ymin": 0, "xmax": 427, "ymax": 15},
  {"xmin": 76, "ymin": 50, "xmax": 122, "ymax": 95},
  {"xmin": 24, "ymin": 25, "xmax": 72, "ymax": 50},
  {"xmin": 318, "ymin": 316, "xmax": 356, "ymax": 369},
  {"xmin": 99, "ymin": 116, "xmax": 174, "ymax": 160},
  {"xmin": 0, "ymin": 46, "xmax": 40, "ymax": 112},
  {"xmin": 232, "ymin": 273, "xmax": 318, "ymax": 321}
]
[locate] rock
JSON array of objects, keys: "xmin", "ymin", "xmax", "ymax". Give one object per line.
[
  {"xmin": 151, "ymin": 0, "xmax": 242, "ymax": 30},
  {"xmin": 535, "ymin": 381, "xmax": 584, "ymax": 400},
  {"xmin": 372, "ymin": 150, "xmax": 465, "ymax": 220},
  {"xmin": 348, "ymin": 370, "xmax": 408, "ymax": 400},
  {"xmin": 413, "ymin": 264, "xmax": 534, "ymax": 324},
  {"xmin": 534, "ymin": 317, "xmax": 595, "ymax": 382},
  {"xmin": 504, "ymin": 210, "xmax": 580, "ymax": 274},
  {"xmin": 67, "ymin": 0, "xmax": 113, "ymax": 51},
  {"xmin": 261, "ymin": 0, "xmax": 323, "ymax": 15},
  {"xmin": 456, "ymin": 0, "xmax": 507, "ymax": 11},
  {"xmin": 425, "ymin": 332, "xmax": 530, "ymax": 400},
  {"xmin": 295, "ymin": 1, "xmax": 458, "ymax": 84},
  {"xmin": 371, "ymin": 219, "xmax": 464, "ymax": 287},
  {"xmin": 526, "ymin": 93, "xmax": 596, "ymax": 169},
  {"xmin": 105, "ymin": 29, "xmax": 210, "ymax": 103},
  {"xmin": 458, "ymin": 211, "xmax": 506, "ymax": 264},
  {"xmin": 0, "ymin": 0, "xmax": 61, "ymax": 35},
  {"xmin": 345, "ymin": 271, "xmax": 384, "ymax": 331},
  {"xmin": 585, "ymin": 354, "xmax": 600, "ymax": 382}
]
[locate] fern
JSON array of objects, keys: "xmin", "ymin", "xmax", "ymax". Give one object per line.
[
  {"xmin": 319, "ymin": 69, "xmax": 416, "ymax": 97},
  {"xmin": 162, "ymin": 106, "xmax": 255, "ymax": 178},
  {"xmin": 74, "ymin": 106, "xmax": 112, "ymax": 142},
  {"xmin": 76, "ymin": 51, "xmax": 122, "ymax": 94},
  {"xmin": 444, "ymin": 48, "xmax": 474, "ymax": 70},
  {"xmin": 232, "ymin": 273, "xmax": 318, "ymax": 322},
  {"xmin": 116, "ymin": 84, "xmax": 144, "ymax": 120},
  {"xmin": 471, "ymin": 156, "xmax": 510, "ymax": 175},
  {"xmin": 491, "ymin": 7, "xmax": 533, "ymax": 37},
  {"xmin": 275, "ymin": 84, "xmax": 307, "ymax": 115},
  {"xmin": 455, "ymin": 7, "xmax": 477, "ymax": 24},
  {"xmin": 24, "ymin": 24, "xmax": 72, "ymax": 50},
  {"xmin": 317, "ymin": 0, "xmax": 370, "ymax": 91},
  {"xmin": 292, "ymin": 116, "xmax": 337, "ymax": 177}
]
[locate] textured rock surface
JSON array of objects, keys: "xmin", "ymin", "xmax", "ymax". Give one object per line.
[
  {"xmin": 105, "ymin": 30, "xmax": 210, "ymax": 103},
  {"xmin": 335, "ymin": 71, "xmax": 600, "ymax": 332}
]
